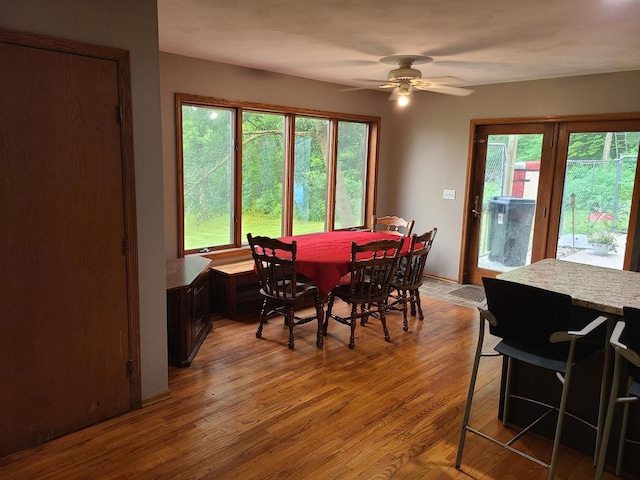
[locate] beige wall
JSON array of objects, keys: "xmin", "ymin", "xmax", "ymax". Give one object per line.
[
  {"xmin": 1, "ymin": 0, "xmax": 168, "ymax": 400},
  {"xmin": 160, "ymin": 52, "xmax": 399, "ymax": 259},
  {"xmin": 160, "ymin": 54, "xmax": 640, "ymax": 281},
  {"xmin": 6, "ymin": 1, "xmax": 640, "ymax": 407},
  {"xmin": 390, "ymin": 71, "xmax": 640, "ymax": 280}
]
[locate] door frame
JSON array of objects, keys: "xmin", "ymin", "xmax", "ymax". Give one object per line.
[
  {"xmin": 0, "ymin": 29, "xmax": 142, "ymax": 406},
  {"xmin": 462, "ymin": 122, "xmax": 557, "ymax": 285},
  {"xmin": 460, "ymin": 113, "xmax": 640, "ymax": 284}
]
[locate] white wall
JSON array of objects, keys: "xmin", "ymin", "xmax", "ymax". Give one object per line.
[
  {"xmin": 1, "ymin": 0, "xmax": 168, "ymax": 400},
  {"xmin": 388, "ymin": 71, "xmax": 640, "ymax": 280},
  {"xmin": 160, "ymin": 52, "xmax": 397, "ymax": 258}
]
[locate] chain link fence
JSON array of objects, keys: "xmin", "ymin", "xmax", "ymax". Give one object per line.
[{"xmin": 559, "ymin": 156, "xmax": 637, "ymax": 238}]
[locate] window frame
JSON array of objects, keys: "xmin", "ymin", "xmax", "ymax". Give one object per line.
[{"xmin": 176, "ymin": 93, "xmax": 381, "ymax": 257}]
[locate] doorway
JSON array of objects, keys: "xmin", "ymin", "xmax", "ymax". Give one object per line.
[
  {"xmin": 0, "ymin": 30, "xmax": 140, "ymax": 455},
  {"xmin": 462, "ymin": 117, "xmax": 640, "ymax": 285}
]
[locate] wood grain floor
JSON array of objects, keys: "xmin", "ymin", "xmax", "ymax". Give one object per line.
[{"xmin": 0, "ymin": 298, "xmax": 622, "ymax": 479}]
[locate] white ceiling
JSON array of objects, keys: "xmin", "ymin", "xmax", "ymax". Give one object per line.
[{"xmin": 158, "ymin": 0, "xmax": 640, "ymax": 90}]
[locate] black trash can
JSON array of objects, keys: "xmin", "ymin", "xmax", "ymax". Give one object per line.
[{"xmin": 487, "ymin": 196, "xmax": 536, "ymax": 267}]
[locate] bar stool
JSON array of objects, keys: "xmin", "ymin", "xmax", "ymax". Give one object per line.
[
  {"xmin": 595, "ymin": 306, "xmax": 640, "ymax": 479},
  {"xmin": 456, "ymin": 277, "xmax": 608, "ymax": 479}
]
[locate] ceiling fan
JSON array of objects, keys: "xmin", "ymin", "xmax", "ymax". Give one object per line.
[{"xmin": 361, "ymin": 55, "xmax": 474, "ymax": 106}]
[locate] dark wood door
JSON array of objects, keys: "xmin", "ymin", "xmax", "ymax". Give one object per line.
[{"xmin": 0, "ymin": 36, "xmax": 135, "ymax": 454}]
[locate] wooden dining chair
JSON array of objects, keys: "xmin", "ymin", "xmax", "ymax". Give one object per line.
[
  {"xmin": 323, "ymin": 238, "xmax": 404, "ymax": 349},
  {"xmin": 456, "ymin": 277, "xmax": 608, "ymax": 479},
  {"xmin": 247, "ymin": 233, "xmax": 324, "ymax": 349},
  {"xmin": 387, "ymin": 228, "xmax": 437, "ymax": 331},
  {"xmin": 371, "ymin": 215, "xmax": 414, "ymax": 237},
  {"xmin": 595, "ymin": 306, "xmax": 640, "ymax": 479}
]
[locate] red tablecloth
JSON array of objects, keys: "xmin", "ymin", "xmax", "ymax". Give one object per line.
[{"xmin": 278, "ymin": 230, "xmax": 409, "ymax": 294}]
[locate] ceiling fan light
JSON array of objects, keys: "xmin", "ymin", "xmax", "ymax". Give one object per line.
[{"xmin": 397, "ymin": 95, "xmax": 410, "ymax": 107}]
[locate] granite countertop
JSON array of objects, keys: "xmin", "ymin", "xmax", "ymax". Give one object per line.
[{"xmin": 497, "ymin": 258, "xmax": 640, "ymax": 316}]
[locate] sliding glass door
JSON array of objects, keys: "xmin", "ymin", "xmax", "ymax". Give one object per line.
[
  {"xmin": 550, "ymin": 122, "xmax": 640, "ymax": 270},
  {"xmin": 465, "ymin": 124, "xmax": 555, "ymax": 285},
  {"xmin": 463, "ymin": 117, "xmax": 640, "ymax": 284}
]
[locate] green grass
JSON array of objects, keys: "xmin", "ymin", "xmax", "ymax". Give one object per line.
[{"xmin": 184, "ymin": 213, "xmax": 324, "ymax": 250}]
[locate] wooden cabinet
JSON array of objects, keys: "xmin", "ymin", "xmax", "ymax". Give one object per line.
[
  {"xmin": 210, "ymin": 259, "xmax": 261, "ymax": 318},
  {"xmin": 166, "ymin": 257, "xmax": 212, "ymax": 367}
]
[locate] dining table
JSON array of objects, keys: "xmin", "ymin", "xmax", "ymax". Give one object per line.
[
  {"xmin": 497, "ymin": 258, "xmax": 640, "ymax": 474},
  {"xmin": 277, "ymin": 230, "xmax": 410, "ymax": 295}
]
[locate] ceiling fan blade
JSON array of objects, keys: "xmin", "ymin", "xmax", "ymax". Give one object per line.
[
  {"xmin": 338, "ymin": 86, "xmax": 370, "ymax": 92},
  {"xmin": 378, "ymin": 83, "xmax": 397, "ymax": 89},
  {"xmin": 413, "ymin": 84, "xmax": 474, "ymax": 97},
  {"xmin": 412, "ymin": 76, "xmax": 465, "ymax": 86},
  {"xmin": 353, "ymin": 78, "xmax": 392, "ymax": 83}
]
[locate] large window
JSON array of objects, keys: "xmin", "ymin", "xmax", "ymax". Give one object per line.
[
  {"xmin": 293, "ymin": 116, "xmax": 329, "ymax": 235},
  {"xmin": 241, "ymin": 111, "xmax": 285, "ymax": 240},
  {"xmin": 177, "ymin": 94, "xmax": 380, "ymax": 255},
  {"xmin": 335, "ymin": 121, "xmax": 368, "ymax": 230},
  {"xmin": 180, "ymin": 105, "xmax": 234, "ymax": 252}
]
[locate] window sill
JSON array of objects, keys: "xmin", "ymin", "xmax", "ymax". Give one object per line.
[{"xmin": 186, "ymin": 247, "xmax": 252, "ymax": 266}]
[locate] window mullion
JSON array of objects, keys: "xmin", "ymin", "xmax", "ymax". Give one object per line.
[
  {"xmin": 283, "ymin": 114, "xmax": 295, "ymax": 237},
  {"xmin": 327, "ymin": 118, "xmax": 338, "ymax": 231},
  {"xmin": 365, "ymin": 122, "xmax": 379, "ymax": 230},
  {"xmin": 234, "ymin": 107, "xmax": 243, "ymax": 247}
]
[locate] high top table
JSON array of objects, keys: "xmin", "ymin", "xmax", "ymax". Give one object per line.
[
  {"xmin": 498, "ymin": 258, "xmax": 640, "ymax": 474},
  {"xmin": 497, "ymin": 258, "xmax": 640, "ymax": 315}
]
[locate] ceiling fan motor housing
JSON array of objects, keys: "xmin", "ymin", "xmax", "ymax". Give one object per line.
[{"xmin": 388, "ymin": 66, "xmax": 422, "ymax": 82}]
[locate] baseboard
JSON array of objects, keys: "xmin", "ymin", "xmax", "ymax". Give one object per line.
[
  {"xmin": 142, "ymin": 390, "xmax": 172, "ymax": 407},
  {"xmin": 423, "ymin": 273, "xmax": 459, "ymax": 284}
]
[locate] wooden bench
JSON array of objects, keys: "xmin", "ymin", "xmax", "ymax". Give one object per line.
[{"xmin": 209, "ymin": 259, "xmax": 261, "ymax": 318}]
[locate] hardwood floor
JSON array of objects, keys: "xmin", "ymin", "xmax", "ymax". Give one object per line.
[{"xmin": 0, "ymin": 298, "xmax": 621, "ymax": 479}]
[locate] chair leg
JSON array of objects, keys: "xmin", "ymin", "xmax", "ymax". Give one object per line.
[
  {"xmin": 595, "ymin": 316, "xmax": 615, "ymax": 464},
  {"xmin": 256, "ymin": 298, "xmax": 268, "ymax": 338},
  {"xmin": 616, "ymin": 377, "xmax": 634, "ymax": 476},
  {"xmin": 503, "ymin": 357, "xmax": 513, "ymax": 426},
  {"xmin": 379, "ymin": 304, "xmax": 391, "ymax": 342},
  {"xmin": 414, "ymin": 289, "xmax": 424, "ymax": 321},
  {"xmin": 410, "ymin": 291, "xmax": 417, "ymax": 317},
  {"xmin": 548, "ymin": 339, "xmax": 577, "ymax": 480},
  {"xmin": 323, "ymin": 293, "xmax": 334, "ymax": 336},
  {"xmin": 349, "ymin": 304, "xmax": 357, "ymax": 349},
  {"xmin": 616, "ymin": 403, "xmax": 630, "ymax": 476},
  {"xmin": 456, "ymin": 316, "xmax": 486, "ymax": 468},
  {"xmin": 360, "ymin": 303, "xmax": 371, "ymax": 326},
  {"xmin": 401, "ymin": 291, "xmax": 409, "ymax": 332},
  {"xmin": 287, "ymin": 307, "xmax": 295, "ymax": 350},
  {"xmin": 315, "ymin": 297, "xmax": 324, "ymax": 348},
  {"xmin": 595, "ymin": 349, "xmax": 624, "ymax": 479}
]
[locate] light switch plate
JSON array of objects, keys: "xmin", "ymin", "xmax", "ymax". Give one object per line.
[{"xmin": 443, "ymin": 189, "xmax": 456, "ymax": 200}]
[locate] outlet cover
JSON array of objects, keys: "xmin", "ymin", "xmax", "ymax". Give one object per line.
[{"xmin": 443, "ymin": 189, "xmax": 456, "ymax": 200}]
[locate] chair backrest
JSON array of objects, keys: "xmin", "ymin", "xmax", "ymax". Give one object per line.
[
  {"xmin": 394, "ymin": 228, "xmax": 437, "ymax": 288},
  {"xmin": 372, "ymin": 215, "xmax": 415, "ymax": 237},
  {"xmin": 347, "ymin": 238, "xmax": 404, "ymax": 302},
  {"xmin": 482, "ymin": 277, "xmax": 573, "ymax": 347},
  {"xmin": 622, "ymin": 306, "xmax": 640, "ymax": 381},
  {"xmin": 623, "ymin": 306, "xmax": 640, "ymax": 351},
  {"xmin": 247, "ymin": 233, "xmax": 298, "ymax": 300}
]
